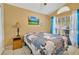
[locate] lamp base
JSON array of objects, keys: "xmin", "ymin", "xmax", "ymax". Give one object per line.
[
  {"xmin": 16, "ymin": 35, "xmax": 20, "ymax": 38},
  {"xmin": 16, "ymin": 27, "xmax": 20, "ymax": 37}
]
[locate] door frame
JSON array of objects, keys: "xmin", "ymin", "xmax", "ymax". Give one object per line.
[{"xmin": 0, "ymin": 4, "xmax": 4, "ymax": 55}]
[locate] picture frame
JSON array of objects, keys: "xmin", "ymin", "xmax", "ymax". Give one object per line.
[{"xmin": 28, "ymin": 16, "xmax": 39, "ymax": 25}]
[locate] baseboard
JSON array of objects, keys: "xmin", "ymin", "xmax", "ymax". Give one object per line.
[{"xmin": 0, "ymin": 48, "xmax": 4, "ymax": 55}]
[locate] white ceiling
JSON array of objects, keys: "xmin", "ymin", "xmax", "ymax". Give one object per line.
[{"xmin": 9, "ymin": 3, "xmax": 66, "ymax": 15}]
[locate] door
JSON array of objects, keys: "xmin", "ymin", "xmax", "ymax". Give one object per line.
[{"xmin": 0, "ymin": 6, "xmax": 4, "ymax": 54}]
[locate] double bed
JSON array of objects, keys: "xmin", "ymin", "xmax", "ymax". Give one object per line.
[{"xmin": 24, "ymin": 32, "xmax": 68, "ymax": 55}]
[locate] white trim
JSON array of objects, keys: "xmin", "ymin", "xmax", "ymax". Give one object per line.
[{"xmin": 0, "ymin": 4, "xmax": 4, "ymax": 55}]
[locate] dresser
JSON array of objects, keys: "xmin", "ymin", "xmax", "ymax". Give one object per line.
[{"xmin": 13, "ymin": 36, "xmax": 22, "ymax": 50}]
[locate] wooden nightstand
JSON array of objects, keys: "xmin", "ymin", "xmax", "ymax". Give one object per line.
[{"xmin": 13, "ymin": 36, "xmax": 22, "ymax": 50}]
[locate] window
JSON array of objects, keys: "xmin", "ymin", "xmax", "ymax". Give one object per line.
[{"xmin": 55, "ymin": 16, "xmax": 70, "ymax": 35}]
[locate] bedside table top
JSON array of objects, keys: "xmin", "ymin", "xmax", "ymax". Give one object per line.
[{"xmin": 13, "ymin": 36, "xmax": 21, "ymax": 40}]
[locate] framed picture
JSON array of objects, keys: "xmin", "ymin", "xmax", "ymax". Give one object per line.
[{"xmin": 28, "ymin": 16, "xmax": 39, "ymax": 25}]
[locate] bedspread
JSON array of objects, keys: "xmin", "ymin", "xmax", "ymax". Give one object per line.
[{"xmin": 24, "ymin": 32, "xmax": 65, "ymax": 55}]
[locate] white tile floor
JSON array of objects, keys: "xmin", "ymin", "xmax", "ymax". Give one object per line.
[
  {"xmin": 63, "ymin": 46, "xmax": 79, "ymax": 55},
  {"xmin": 2, "ymin": 46, "xmax": 31, "ymax": 55},
  {"xmin": 2, "ymin": 46, "xmax": 79, "ymax": 55}
]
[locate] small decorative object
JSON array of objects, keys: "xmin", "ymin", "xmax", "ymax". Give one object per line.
[
  {"xmin": 13, "ymin": 21, "xmax": 20, "ymax": 37},
  {"xmin": 28, "ymin": 16, "xmax": 39, "ymax": 25}
]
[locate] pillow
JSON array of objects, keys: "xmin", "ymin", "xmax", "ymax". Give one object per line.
[
  {"xmin": 44, "ymin": 33, "xmax": 51, "ymax": 36},
  {"xmin": 28, "ymin": 35, "xmax": 37, "ymax": 41},
  {"xmin": 37, "ymin": 32, "xmax": 44, "ymax": 37}
]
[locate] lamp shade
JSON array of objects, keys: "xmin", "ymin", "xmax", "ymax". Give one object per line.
[{"xmin": 13, "ymin": 21, "xmax": 20, "ymax": 28}]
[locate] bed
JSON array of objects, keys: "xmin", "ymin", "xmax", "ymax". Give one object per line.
[{"xmin": 24, "ymin": 32, "xmax": 68, "ymax": 55}]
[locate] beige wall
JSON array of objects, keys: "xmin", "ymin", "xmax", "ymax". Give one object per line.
[{"xmin": 4, "ymin": 4, "xmax": 50, "ymax": 46}]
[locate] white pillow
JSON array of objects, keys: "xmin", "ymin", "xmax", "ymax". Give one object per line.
[
  {"xmin": 28, "ymin": 35, "xmax": 37, "ymax": 40},
  {"xmin": 44, "ymin": 33, "xmax": 51, "ymax": 36}
]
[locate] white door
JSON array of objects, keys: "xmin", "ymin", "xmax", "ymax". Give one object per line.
[{"xmin": 0, "ymin": 6, "xmax": 4, "ymax": 54}]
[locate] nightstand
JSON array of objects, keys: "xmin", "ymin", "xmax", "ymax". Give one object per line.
[{"xmin": 13, "ymin": 36, "xmax": 22, "ymax": 50}]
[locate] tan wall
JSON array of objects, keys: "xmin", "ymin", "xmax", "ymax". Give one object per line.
[
  {"xmin": 4, "ymin": 4, "xmax": 50, "ymax": 46},
  {"xmin": 49, "ymin": 3, "xmax": 79, "ymax": 17}
]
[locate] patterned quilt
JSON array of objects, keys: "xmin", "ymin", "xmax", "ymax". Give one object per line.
[{"xmin": 24, "ymin": 32, "xmax": 65, "ymax": 55}]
